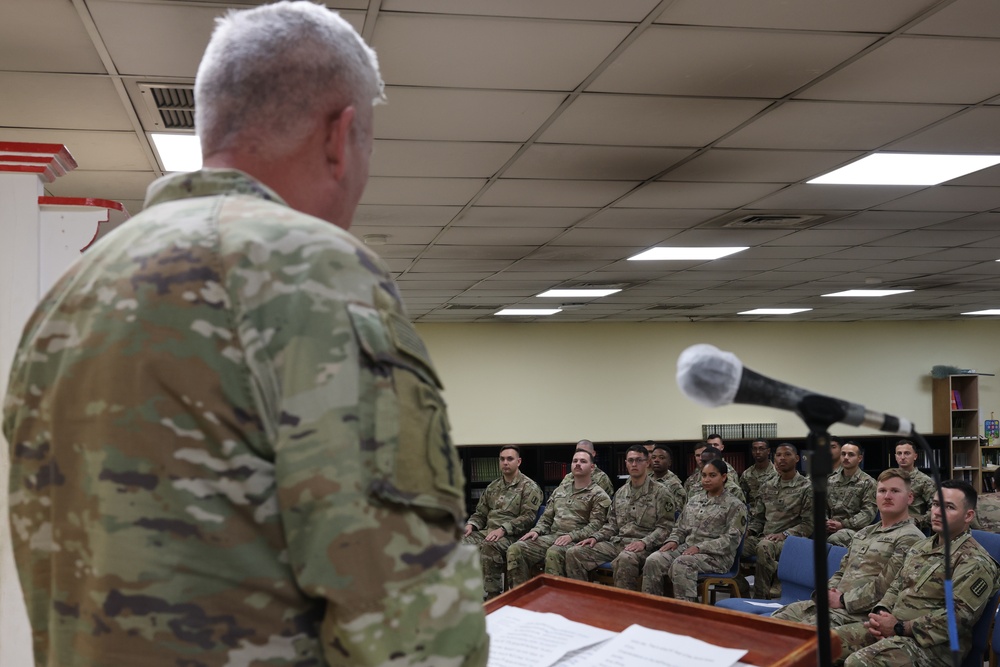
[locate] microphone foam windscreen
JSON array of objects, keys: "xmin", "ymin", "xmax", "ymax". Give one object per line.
[{"xmin": 676, "ymin": 344, "xmax": 743, "ymax": 408}]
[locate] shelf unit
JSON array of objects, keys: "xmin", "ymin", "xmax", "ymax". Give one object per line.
[{"xmin": 933, "ymin": 374, "xmax": 983, "ymax": 491}]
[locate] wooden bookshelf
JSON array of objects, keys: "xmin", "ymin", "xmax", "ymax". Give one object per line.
[{"xmin": 933, "ymin": 374, "xmax": 983, "ymax": 491}]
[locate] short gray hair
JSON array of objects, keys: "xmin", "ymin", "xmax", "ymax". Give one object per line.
[{"xmin": 195, "ymin": 1, "xmax": 385, "ymax": 157}]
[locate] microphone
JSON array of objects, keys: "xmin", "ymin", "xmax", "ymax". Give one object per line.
[{"xmin": 676, "ymin": 344, "xmax": 913, "ymax": 436}]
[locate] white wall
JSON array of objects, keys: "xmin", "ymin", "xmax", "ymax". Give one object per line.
[{"xmin": 416, "ymin": 321, "xmax": 999, "ymax": 446}]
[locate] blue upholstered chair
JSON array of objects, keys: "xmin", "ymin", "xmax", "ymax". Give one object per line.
[
  {"xmin": 968, "ymin": 529, "xmax": 1000, "ymax": 667},
  {"xmin": 715, "ymin": 535, "xmax": 817, "ymax": 616}
]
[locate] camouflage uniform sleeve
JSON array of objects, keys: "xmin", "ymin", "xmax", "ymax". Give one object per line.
[
  {"xmin": 240, "ymin": 231, "xmax": 487, "ymax": 666},
  {"xmin": 568, "ymin": 490, "xmax": 611, "ymax": 542},
  {"xmin": 642, "ymin": 486, "xmax": 675, "ymax": 550},
  {"xmin": 749, "ymin": 486, "xmax": 766, "ymax": 537},
  {"xmin": 843, "ymin": 530, "xmax": 920, "ymax": 614},
  {"xmin": 697, "ymin": 499, "xmax": 747, "ymax": 559},
  {"xmin": 666, "ymin": 504, "xmax": 693, "ymax": 546},
  {"xmin": 739, "ymin": 470, "xmax": 752, "ymax": 500},
  {"xmin": 594, "ymin": 491, "xmax": 621, "ymax": 542},
  {"xmin": 532, "ymin": 494, "xmax": 557, "ymax": 535},
  {"xmin": 788, "ymin": 481, "xmax": 814, "ymax": 538},
  {"xmin": 910, "ymin": 546, "xmax": 999, "ymax": 648},
  {"xmin": 843, "ymin": 476, "xmax": 877, "ymax": 531},
  {"xmin": 502, "ymin": 479, "xmax": 542, "ymax": 537},
  {"xmin": 597, "ymin": 469, "xmax": 615, "ymax": 499},
  {"xmin": 911, "ymin": 476, "xmax": 934, "ymax": 531}
]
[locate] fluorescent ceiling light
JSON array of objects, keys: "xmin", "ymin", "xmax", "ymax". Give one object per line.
[
  {"xmin": 808, "ymin": 153, "xmax": 1000, "ymax": 186},
  {"xmin": 738, "ymin": 308, "xmax": 813, "ymax": 315},
  {"xmin": 495, "ymin": 308, "xmax": 562, "ymax": 316},
  {"xmin": 536, "ymin": 289, "xmax": 620, "ymax": 298},
  {"xmin": 962, "ymin": 309, "xmax": 1000, "ymax": 316},
  {"xmin": 628, "ymin": 247, "xmax": 748, "ymax": 261},
  {"xmin": 151, "ymin": 133, "xmax": 202, "ymax": 172},
  {"xmin": 822, "ymin": 289, "xmax": 913, "ymax": 298}
]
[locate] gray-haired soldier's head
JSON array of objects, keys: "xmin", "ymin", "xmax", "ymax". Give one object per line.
[{"xmin": 195, "ymin": 1, "xmax": 385, "ymax": 159}]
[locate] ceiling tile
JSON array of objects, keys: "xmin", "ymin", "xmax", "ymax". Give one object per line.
[
  {"xmin": 917, "ymin": 247, "xmax": 1000, "ymax": 261},
  {"xmin": 46, "ymin": 170, "xmax": 156, "ymax": 200},
  {"xmin": 541, "ymin": 94, "xmax": 769, "ymax": 147},
  {"xmin": 370, "ymin": 140, "xmax": 519, "ymax": 177},
  {"xmin": 479, "ymin": 179, "xmax": 639, "ymax": 207},
  {"xmin": 0, "ymin": 72, "xmax": 134, "ymax": 130},
  {"xmin": 421, "ymin": 246, "xmax": 535, "ymax": 260},
  {"xmin": 926, "ymin": 212, "xmax": 1000, "ymax": 230},
  {"xmin": 719, "ymin": 101, "xmax": 961, "ymax": 150},
  {"xmin": 548, "ymin": 228, "xmax": 678, "ymax": 247},
  {"xmin": 0, "ymin": 0, "xmax": 105, "ymax": 73},
  {"xmin": 505, "ymin": 145, "xmax": 694, "ymax": 180},
  {"xmin": 767, "ymin": 229, "xmax": 902, "ymax": 246},
  {"xmin": 360, "ymin": 177, "xmax": 485, "ymax": 205},
  {"xmin": 372, "ymin": 14, "xmax": 630, "ymax": 90},
  {"xmin": 350, "ymin": 225, "xmax": 442, "ymax": 244},
  {"xmin": 454, "ymin": 207, "xmax": 594, "ymax": 227},
  {"xmin": 659, "ymin": 228, "xmax": 797, "ymax": 246},
  {"xmin": 888, "ymin": 107, "xmax": 1000, "ymax": 153},
  {"xmin": 748, "ymin": 184, "xmax": 924, "ymax": 210},
  {"xmin": 411, "ymin": 259, "xmax": 514, "ymax": 273},
  {"xmin": 799, "ymin": 36, "xmax": 1000, "ymax": 104},
  {"xmin": 578, "ymin": 208, "xmax": 727, "ymax": 228},
  {"xmin": 870, "ymin": 229, "xmax": 1000, "ymax": 247},
  {"xmin": 661, "ymin": 149, "xmax": 864, "ymax": 183},
  {"xmin": 589, "ymin": 26, "xmax": 875, "ymax": 97},
  {"xmin": 0, "ymin": 128, "xmax": 151, "ymax": 171},
  {"xmin": 657, "ymin": 0, "xmax": 939, "ymax": 31},
  {"xmin": 906, "ymin": 0, "xmax": 1000, "ymax": 38},
  {"xmin": 436, "ymin": 227, "xmax": 564, "ymax": 245},
  {"xmin": 381, "ymin": 0, "xmax": 661, "ymax": 21},
  {"xmin": 874, "ymin": 186, "xmax": 1000, "ymax": 212},
  {"xmin": 819, "ymin": 210, "xmax": 964, "ymax": 229},
  {"xmin": 375, "ymin": 87, "xmax": 566, "ymax": 141},
  {"xmin": 527, "ymin": 246, "xmax": 640, "ymax": 261},
  {"xmin": 353, "ymin": 205, "xmax": 461, "ymax": 226},
  {"xmin": 873, "ymin": 259, "xmax": 978, "ymax": 273},
  {"xmin": 615, "ymin": 182, "xmax": 782, "ymax": 208},
  {"xmin": 822, "ymin": 246, "xmax": 942, "ymax": 260},
  {"xmin": 747, "ymin": 246, "xmax": 847, "ymax": 259}
]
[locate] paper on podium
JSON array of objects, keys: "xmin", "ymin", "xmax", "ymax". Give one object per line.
[{"xmin": 487, "ymin": 607, "xmax": 748, "ymax": 667}]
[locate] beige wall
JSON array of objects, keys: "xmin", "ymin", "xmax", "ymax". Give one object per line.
[{"xmin": 416, "ymin": 321, "xmax": 998, "ymax": 446}]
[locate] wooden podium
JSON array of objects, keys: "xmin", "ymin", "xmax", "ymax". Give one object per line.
[{"xmin": 486, "ymin": 575, "xmax": 839, "ymax": 667}]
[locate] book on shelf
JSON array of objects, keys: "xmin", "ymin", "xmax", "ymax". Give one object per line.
[{"xmin": 952, "ymin": 390, "xmax": 963, "ymax": 410}]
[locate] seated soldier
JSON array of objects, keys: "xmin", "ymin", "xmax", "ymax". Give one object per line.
[
  {"xmin": 559, "ymin": 439, "xmax": 615, "ymax": 498},
  {"xmin": 827, "ymin": 442, "xmax": 877, "ymax": 547},
  {"xmin": 835, "ymin": 480, "xmax": 1000, "ymax": 666},
  {"xmin": 641, "ymin": 459, "xmax": 746, "ymax": 602},
  {"xmin": 565, "ymin": 445, "xmax": 674, "ymax": 590},
  {"xmin": 506, "ymin": 448, "xmax": 610, "ymax": 586},
  {"xmin": 894, "ymin": 438, "xmax": 935, "ymax": 532},
  {"xmin": 649, "ymin": 443, "xmax": 687, "ymax": 510},
  {"xmin": 684, "ymin": 445, "xmax": 745, "ymax": 505},
  {"xmin": 773, "ymin": 469, "xmax": 924, "ymax": 626},
  {"xmin": 973, "ymin": 469, "xmax": 1000, "ymax": 532},
  {"xmin": 741, "ymin": 439, "xmax": 777, "ymax": 511}
]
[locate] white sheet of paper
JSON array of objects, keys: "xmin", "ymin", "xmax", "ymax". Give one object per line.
[
  {"xmin": 740, "ymin": 601, "xmax": 783, "ymax": 608},
  {"xmin": 572, "ymin": 624, "xmax": 747, "ymax": 667},
  {"xmin": 486, "ymin": 607, "xmax": 615, "ymax": 667}
]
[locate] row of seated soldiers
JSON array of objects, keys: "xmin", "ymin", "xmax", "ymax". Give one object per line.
[{"xmin": 463, "ymin": 437, "xmax": 1000, "ymax": 665}]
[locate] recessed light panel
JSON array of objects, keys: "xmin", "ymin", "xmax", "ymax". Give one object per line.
[
  {"xmin": 808, "ymin": 153, "xmax": 1000, "ymax": 186},
  {"xmin": 822, "ymin": 289, "xmax": 913, "ymax": 298},
  {"xmin": 495, "ymin": 308, "xmax": 562, "ymax": 316},
  {"xmin": 537, "ymin": 289, "xmax": 620, "ymax": 298},
  {"xmin": 628, "ymin": 247, "xmax": 748, "ymax": 261},
  {"xmin": 962, "ymin": 309, "xmax": 1000, "ymax": 316},
  {"xmin": 151, "ymin": 133, "xmax": 202, "ymax": 172},
  {"xmin": 738, "ymin": 308, "xmax": 813, "ymax": 315}
]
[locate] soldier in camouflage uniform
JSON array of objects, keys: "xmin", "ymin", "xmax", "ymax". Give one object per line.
[
  {"xmin": 506, "ymin": 449, "xmax": 610, "ymax": 586},
  {"xmin": 745, "ymin": 443, "xmax": 813, "ymax": 599},
  {"xmin": 741, "ymin": 439, "xmax": 777, "ymax": 512},
  {"xmin": 827, "ymin": 442, "xmax": 877, "ymax": 547},
  {"xmin": 773, "ymin": 469, "xmax": 924, "ymax": 626},
  {"xmin": 896, "ymin": 439, "xmax": 935, "ymax": 532},
  {"xmin": 973, "ymin": 489, "xmax": 1000, "ymax": 531},
  {"xmin": 3, "ymin": 4, "xmax": 489, "ymax": 666},
  {"xmin": 565, "ymin": 445, "xmax": 674, "ymax": 590},
  {"xmin": 836, "ymin": 480, "xmax": 1000, "ymax": 666},
  {"xmin": 649, "ymin": 443, "xmax": 687, "ymax": 510},
  {"xmin": 559, "ymin": 439, "xmax": 615, "ymax": 498},
  {"xmin": 642, "ymin": 459, "xmax": 747, "ymax": 601},
  {"xmin": 683, "ymin": 445, "xmax": 745, "ymax": 504},
  {"xmin": 463, "ymin": 445, "xmax": 543, "ymax": 598}
]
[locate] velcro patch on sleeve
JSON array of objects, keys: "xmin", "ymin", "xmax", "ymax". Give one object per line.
[{"xmin": 971, "ymin": 577, "xmax": 989, "ymax": 598}]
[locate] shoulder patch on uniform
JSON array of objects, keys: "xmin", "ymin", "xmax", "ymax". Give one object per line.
[{"xmin": 971, "ymin": 578, "xmax": 989, "ymax": 598}]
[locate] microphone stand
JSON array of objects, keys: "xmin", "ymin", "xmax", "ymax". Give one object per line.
[{"xmin": 798, "ymin": 395, "xmax": 840, "ymax": 667}]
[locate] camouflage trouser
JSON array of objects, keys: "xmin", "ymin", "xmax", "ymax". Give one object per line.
[
  {"xmin": 506, "ymin": 535, "xmax": 573, "ymax": 587},
  {"xmin": 641, "ymin": 546, "xmax": 726, "ymax": 600},
  {"xmin": 565, "ymin": 539, "xmax": 648, "ymax": 590},
  {"xmin": 835, "ymin": 623, "xmax": 947, "ymax": 667},
  {"xmin": 772, "ymin": 599, "xmax": 863, "ymax": 628},
  {"xmin": 744, "ymin": 534, "xmax": 784, "ymax": 599},
  {"xmin": 463, "ymin": 531, "xmax": 514, "ymax": 595},
  {"xmin": 828, "ymin": 529, "xmax": 856, "ymax": 547}
]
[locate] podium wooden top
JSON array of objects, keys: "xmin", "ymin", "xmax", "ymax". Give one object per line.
[{"xmin": 485, "ymin": 575, "xmax": 839, "ymax": 667}]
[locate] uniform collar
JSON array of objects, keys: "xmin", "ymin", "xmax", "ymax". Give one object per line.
[{"xmin": 145, "ymin": 169, "xmax": 287, "ymax": 209}]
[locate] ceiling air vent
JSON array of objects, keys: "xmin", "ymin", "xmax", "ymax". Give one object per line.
[
  {"xmin": 138, "ymin": 84, "xmax": 195, "ymax": 130},
  {"xmin": 724, "ymin": 214, "xmax": 822, "ymax": 228},
  {"xmin": 441, "ymin": 304, "xmax": 503, "ymax": 311}
]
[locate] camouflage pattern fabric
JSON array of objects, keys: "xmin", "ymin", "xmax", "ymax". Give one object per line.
[
  {"xmin": 641, "ymin": 490, "xmax": 746, "ymax": 600},
  {"xmin": 973, "ymin": 493, "xmax": 1000, "ymax": 532},
  {"xmin": 505, "ymin": 480, "xmax": 610, "ymax": 586},
  {"xmin": 740, "ymin": 462, "xmax": 777, "ymax": 512},
  {"xmin": 3, "ymin": 169, "xmax": 488, "ymax": 667},
  {"xmin": 652, "ymin": 469, "xmax": 687, "ymax": 512},
  {"xmin": 463, "ymin": 470, "xmax": 542, "ymax": 595},
  {"xmin": 745, "ymin": 473, "xmax": 813, "ymax": 598},
  {"xmin": 560, "ymin": 465, "xmax": 614, "ymax": 499},
  {"xmin": 907, "ymin": 469, "xmax": 935, "ymax": 532},
  {"xmin": 836, "ymin": 531, "xmax": 1000, "ymax": 666},
  {"xmin": 564, "ymin": 476, "xmax": 674, "ymax": 590},
  {"xmin": 684, "ymin": 470, "xmax": 745, "ymax": 504},
  {"xmin": 827, "ymin": 468, "xmax": 877, "ymax": 546},
  {"xmin": 773, "ymin": 518, "xmax": 924, "ymax": 626}
]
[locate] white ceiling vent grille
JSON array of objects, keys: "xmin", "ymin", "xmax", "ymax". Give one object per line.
[
  {"xmin": 725, "ymin": 214, "xmax": 822, "ymax": 228},
  {"xmin": 139, "ymin": 84, "xmax": 195, "ymax": 130}
]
